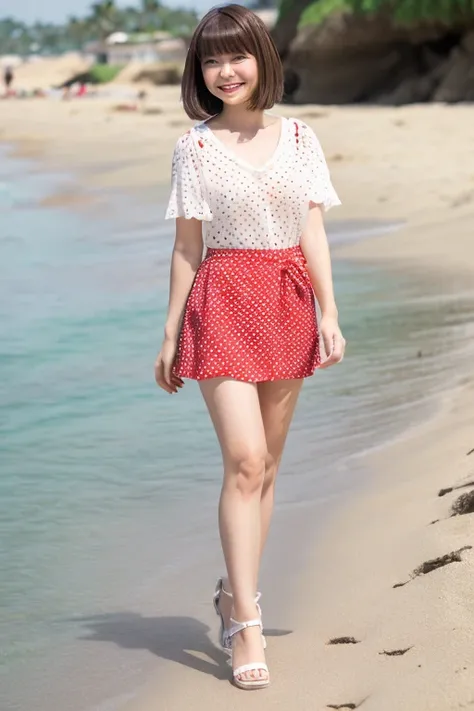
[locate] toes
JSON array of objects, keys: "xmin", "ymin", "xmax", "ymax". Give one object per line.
[{"xmin": 237, "ymin": 669, "xmax": 268, "ymax": 683}]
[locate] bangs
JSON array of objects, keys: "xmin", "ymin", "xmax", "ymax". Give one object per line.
[{"xmin": 196, "ymin": 12, "xmax": 256, "ymax": 61}]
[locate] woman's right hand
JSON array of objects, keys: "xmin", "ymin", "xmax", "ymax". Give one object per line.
[{"xmin": 154, "ymin": 337, "xmax": 184, "ymax": 394}]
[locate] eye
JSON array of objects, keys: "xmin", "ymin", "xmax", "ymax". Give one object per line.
[
  {"xmin": 233, "ymin": 54, "xmax": 247, "ymax": 62},
  {"xmin": 203, "ymin": 58, "xmax": 218, "ymax": 66}
]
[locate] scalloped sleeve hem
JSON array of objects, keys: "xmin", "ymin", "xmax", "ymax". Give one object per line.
[
  {"xmin": 309, "ymin": 186, "xmax": 342, "ymax": 212},
  {"xmin": 297, "ymin": 119, "xmax": 342, "ymax": 213},
  {"xmin": 165, "ymin": 205, "xmax": 213, "ymax": 221},
  {"xmin": 165, "ymin": 132, "xmax": 214, "ymax": 222}
]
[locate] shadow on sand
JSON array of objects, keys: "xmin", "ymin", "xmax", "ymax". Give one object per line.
[{"xmin": 71, "ymin": 612, "xmax": 292, "ymax": 680}]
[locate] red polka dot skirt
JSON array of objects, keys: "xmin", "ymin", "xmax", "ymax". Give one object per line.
[{"xmin": 172, "ymin": 245, "xmax": 321, "ymax": 383}]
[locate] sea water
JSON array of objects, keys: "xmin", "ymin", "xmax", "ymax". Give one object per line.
[{"xmin": 1, "ymin": 146, "xmax": 473, "ymax": 711}]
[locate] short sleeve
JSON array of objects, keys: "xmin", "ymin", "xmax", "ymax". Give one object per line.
[
  {"xmin": 165, "ymin": 132, "xmax": 213, "ymax": 221},
  {"xmin": 298, "ymin": 121, "xmax": 341, "ymax": 212}
]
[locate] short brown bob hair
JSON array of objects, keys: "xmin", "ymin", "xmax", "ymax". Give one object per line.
[{"xmin": 181, "ymin": 4, "xmax": 284, "ymax": 121}]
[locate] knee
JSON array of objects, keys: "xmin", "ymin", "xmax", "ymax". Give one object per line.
[{"xmin": 231, "ymin": 451, "xmax": 267, "ymax": 497}]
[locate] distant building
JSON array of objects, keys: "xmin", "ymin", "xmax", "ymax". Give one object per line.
[{"xmin": 83, "ymin": 32, "xmax": 186, "ymax": 65}]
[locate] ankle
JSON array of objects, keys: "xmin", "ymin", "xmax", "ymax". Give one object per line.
[{"xmin": 232, "ymin": 601, "xmax": 260, "ymax": 623}]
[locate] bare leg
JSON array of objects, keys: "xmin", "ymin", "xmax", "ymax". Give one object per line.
[
  {"xmin": 213, "ymin": 378, "xmax": 304, "ymax": 642},
  {"xmin": 199, "ymin": 377, "xmax": 268, "ymax": 683},
  {"xmin": 257, "ymin": 378, "xmax": 304, "ymax": 566}
]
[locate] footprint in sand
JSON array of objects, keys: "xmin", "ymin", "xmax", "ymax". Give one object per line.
[{"xmin": 450, "ymin": 191, "xmax": 474, "ymax": 208}]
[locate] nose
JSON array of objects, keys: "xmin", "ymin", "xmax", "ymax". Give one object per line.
[{"xmin": 219, "ymin": 62, "xmax": 235, "ymax": 79}]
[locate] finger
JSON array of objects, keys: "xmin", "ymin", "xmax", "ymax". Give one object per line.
[
  {"xmin": 155, "ymin": 361, "xmax": 175, "ymax": 394},
  {"xmin": 320, "ymin": 339, "xmax": 345, "ymax": 368},
  {"xmin": 162, "ymin": 361, "xmax": 178, "ymax": 393},
  {"xmin": 319, "ymin": 356, "xmax": 334, "ymax": 369},
  {"xmin": 154, "ymin": 359, "xmax": 162, "ymax": 386},
  {"xmin": 156, "ymin": 372, "xmax": 173, "ymax": 393},
  {"xmin": 322, "ymin": 333, "xmax": 334, "ymax": 360},
  {"xmin": 331, "ymin": 336, "xmax": 345, "ymax": 360},
  {"xmin": 156, "ymin": 374, "xmax": 174, "ymax": 394},
  {"xmin": 170, "ymin": 375, "xmax": 184, "ymax": 389}
]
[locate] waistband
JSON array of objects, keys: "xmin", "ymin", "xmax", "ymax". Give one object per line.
[
  {"xmin": 204, "ymin": 245, "xmax": 305, "ymax": 261},
  {"xmin": 203, "ymin": 245, "xmax": 310, "ymax": 289}
]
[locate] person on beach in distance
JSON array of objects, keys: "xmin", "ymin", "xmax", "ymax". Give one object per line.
[
  {"xmin": 3, "ymin": 65, "xmax": 14, "ymax": 97},
  {"xmin": 154, "ymin": 3, "xmax": 345, "ymax": 691}
]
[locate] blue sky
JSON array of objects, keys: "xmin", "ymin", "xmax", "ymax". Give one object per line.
[{"xmin": 1, "ymin": 0, "xmax": 216, "ymax": 24}]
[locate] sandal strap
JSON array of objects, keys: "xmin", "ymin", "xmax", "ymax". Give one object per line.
[
  {"xmin": 213, "ymin": 578, "xmax": 262, "ymax": 603},
  {"xmin": 213, "ymin": 577, "xmax": 223, "ymax": 602},
  {"xmin": 233, "ymin": 662, "xmax": 269, "ymax": 677},
  {"xmin": 228, "ymin": 617, "xmax": 262, "ymax": 638},
  {"xmin": 212, "ymin": 578, "xmax": 223, "ymax": 615}
]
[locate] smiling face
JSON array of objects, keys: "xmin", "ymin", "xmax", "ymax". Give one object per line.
[{"xmin": 200, "ymin": 52, "xmax": 259, "ymax": 108}]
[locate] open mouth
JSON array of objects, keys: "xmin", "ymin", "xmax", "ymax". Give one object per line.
[{"xmin": 219, "ymin": 83, "xmax": 245, "ymax": 94}]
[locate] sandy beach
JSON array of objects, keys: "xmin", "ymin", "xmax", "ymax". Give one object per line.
[
  {"xmin": 118, "ymin": 382, "xmax": 474, "ymax": 711},
  {"xmin": 1, "ymin": 83, "xmax": 474, "ymax": 710}
]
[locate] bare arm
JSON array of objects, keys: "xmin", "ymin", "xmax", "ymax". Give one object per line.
[
  {"xmin": 164, "ymin": 217, "xmax": 204, "ymax": 341},
  {"xmin": 301, "ymin": 205, "xmax": 337, "ymax": 318},
  {"xmin": 155, "ymin": 217, "xmax": 203, "ymax": 393},
  {"xmin": 300, "ymin": 205, "xmax": 345, "ymax": 367}
]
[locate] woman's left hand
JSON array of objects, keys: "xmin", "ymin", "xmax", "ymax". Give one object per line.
[{"xmin": 319, "ymin": 315, "xmax": 346, "ymax": 369}]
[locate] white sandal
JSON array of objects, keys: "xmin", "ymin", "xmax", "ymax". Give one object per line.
[
  {"xmin": 228, "ymin": 617, "xmax": 269, "ymax": 690},
  {"xmin": 212, "ymin": 578, "xmax": 266, "ymax": 652}
]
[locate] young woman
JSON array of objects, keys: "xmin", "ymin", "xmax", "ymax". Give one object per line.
[{"xmin": 154, "ymin": 3, "xmax": 345, "ymax": 691}]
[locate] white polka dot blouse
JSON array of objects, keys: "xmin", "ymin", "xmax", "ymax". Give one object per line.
[{"xmin": 165, "ymin": 116, "xmax": 341, "ymax": 249}]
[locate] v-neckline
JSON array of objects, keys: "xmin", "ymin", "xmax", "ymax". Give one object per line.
[{"xmin": 199, "ymin": 116, "xmax": 287, "ymax": 173}]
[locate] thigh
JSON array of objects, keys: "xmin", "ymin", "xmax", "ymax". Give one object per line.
[
  {"xmin": 199, "ymin": 377, "xmax": 267, "ymax": 466},
  {"xmin": 257, "ymin": 378, "xmax": 304, "ymax": 461}
]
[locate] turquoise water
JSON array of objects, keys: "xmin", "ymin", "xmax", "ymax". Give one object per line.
[{"xmin": 1, "ymin": 146, "xmax": 474, "ymax": 711}]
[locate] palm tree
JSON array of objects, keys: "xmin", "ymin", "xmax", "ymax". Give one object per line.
[
  {"xmin": 142, "ymin": 0, "xmax": 161, "ymax": 11},
  {"xmin": 66, "ymin": 15, "xmax": 91, "ymax": 47},
  {"xmin": 118, "ymin": 6, "xmax": 142, "ymax": 34},
  {"xmin": 89, "ymin": 0, "xmax": 120, "ymax": 39},
  {"xmin": 140, "ymin": 0, "xmax": 162, "ymax": 31}
]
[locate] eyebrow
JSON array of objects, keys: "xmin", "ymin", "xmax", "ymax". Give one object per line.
[{"xmin": 202, "ymin": 51, "xmax": 247, "ymax": 59}]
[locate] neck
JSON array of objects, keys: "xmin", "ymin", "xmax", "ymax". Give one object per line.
[{"xmin": 218, "ymin": 105, "xmax": 267, "ymax": 132}]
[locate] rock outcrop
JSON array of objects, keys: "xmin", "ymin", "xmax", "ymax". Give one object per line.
[
  {"xmin": 113, "ymin": 60, "xmax": 183, "ymax": 86},
  {"xmin": 276, "ymin": 10, "xmax": 474, "ymax": 104}
]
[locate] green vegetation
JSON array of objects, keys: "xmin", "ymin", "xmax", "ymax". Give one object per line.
[
  {"xmin": 300, "ymin": 0, "xmax": 349, "ymax": 26},
  {"xmin": 299, "ymin": 0, "xmax": 474, "ymax": 27},
  {"xmin": 0, "ymin": 0, "xmax": 279, "ymax": 56},
  {"xmin": 88, "ymin": 64, "xmax": 123, "ymax": 82},
  {"xmin": 0, "ymin": 0, "xmax": 199, "ymax": 55}
]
